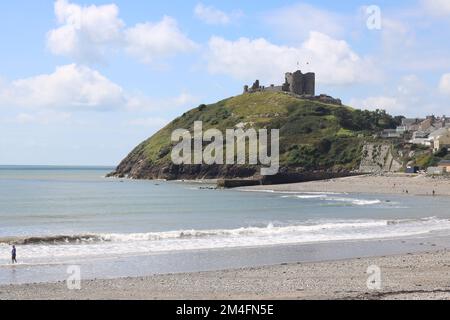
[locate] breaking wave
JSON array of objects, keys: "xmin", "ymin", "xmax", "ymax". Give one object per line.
[
  {"xmin": 1, "ymin": 217, "xmax": 449, "ymax": 247},
  {"xmin": 278, "ymin": 193, "xmax": 386, "ymax": 206},
  {"xmin": 242, "ymin": 189, "xmax": 385, "ymax": 207},
  {"xmin": 0, "ymin": 234, "xmax": 101, "ymax": 245},
  {"xmin": 2, "ymin": 217, "xmax": 450, "ymax": 265}
]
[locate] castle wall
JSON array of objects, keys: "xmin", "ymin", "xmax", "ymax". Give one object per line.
[
  {"xmin": 288, "ymin": 71, "xmax": 304, "ymax": 95},
  {"xmin": 244, "ymin": 70, "xmax": 316, "ymax": 96},
  {"xmin": 264, "ymin": 85, "xmax": 283, "ymax": 92},
  {"xmin": 303, "ymin": 73, "xmax": 315, "ymax": 96}
]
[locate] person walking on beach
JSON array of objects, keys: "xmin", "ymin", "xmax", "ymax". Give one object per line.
[{"xmin": 11, "ymin": 245, "xmax": 17, "ymax": 264}]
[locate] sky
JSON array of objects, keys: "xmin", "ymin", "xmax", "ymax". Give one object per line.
[{"xmin": 1, "ymin": 0, "xmax": 450, "ymax": 165}]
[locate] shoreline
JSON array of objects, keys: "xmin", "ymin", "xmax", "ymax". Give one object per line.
[
  {"xmin": 2, "ymin": 249, "xmax": 450, "ymax": 300},
  {"xmin": 3, "ymin": 172, "xmax": 450, "ymax": 300},
  {"xmin": 239, "ymin": 174, "xmax": 450, "ymax": 197},
  {"xmin": 2, "ymin": 234, "xmax": 449, "ymax": 288}
]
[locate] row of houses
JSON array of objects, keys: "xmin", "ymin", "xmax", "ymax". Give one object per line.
[
  {"xmin": 404, "ymin": 116, "xmax": 450, "ymax": 151},
  {"xmin": 407, "ymin": 160, "xmax": 450, "ymax": 174},
  {"xmin": 378, "ymin": 116, "xmax": 450, "ymax": 175},
  {"xmin": 381, "ymin": 115, "xmax": 450, "ymax": 152},
  {"xmin": 427, "ymin": 160, "xmax": 450, "ymax": 175}
]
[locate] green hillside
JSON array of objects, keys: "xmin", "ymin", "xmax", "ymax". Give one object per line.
[{"xmin": 110, "ymin": 91, "xmax": 401, "ymax": 180}]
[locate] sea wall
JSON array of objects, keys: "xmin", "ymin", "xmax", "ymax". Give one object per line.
[{"xmin": 217, "ymin": 171, "xmax": 362, "ymax": 188}]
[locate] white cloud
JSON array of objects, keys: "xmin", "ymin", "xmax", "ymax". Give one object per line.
[
  {"xmin": 265, "ymin": 3, "xmax": 346, "ymax": 40},
  {"xmin": 350, "ymin": 75, "xmax": 444, "ymax": 116},
  {"xmin": 0, "ymin": 64, "xmax": 197, "ymax": 114},
  {"xmin": 0, "ymin": 64, "xmax": 125, "ymax": 110},
  {"xmin": 421, "ymin": 0, "xmax": 450, "ymax": 16},
  {"xmin": 206, "ymin": 32, "xmax": 379, "ymax": 86},
  {"xmin": 125, "ymin": 92, "xmax": 198, "ymax": 112},
  {"xmin": 47, "ymin": 0, "xmax": 124, "ymax": 62},
  {"xmin": 15, "ymin": 111, "xmax": 72, "ymax": 125},
  {"xmin": 173, "ymin": 92, "xmax": 198, "ymax": 107},
  {"xmin": 124, "ymin": 17, "xmax": 197, "ymax": 64},
  {"xmin": 439, "ymin": 73, "xmax": 450, "ymax": 95},
  {"xmin": 350, "ymin": 96, "xmax": 404, "ymax": 113},
  {"xmin": 126, "ymin": 117, "xmax": 170, "ymax": 127},
  {"xmin": 194, "ymin": 3, "xmax": 241, "ymax": 25},
  {"xmin": 397, "ymin": 75, "xmax": 423, "ymax": 96},
  {"xmin": 381, "ymin": 18, "xmax": 416, "ymax": 49},
  {"xmin": 47, "ymin": 1, "xmax": 196, "ymax": 64}
]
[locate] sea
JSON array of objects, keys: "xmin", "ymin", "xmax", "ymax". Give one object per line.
[{"xmin": 1, "ymin": 165, "xmax": 450, "ymax": 285}]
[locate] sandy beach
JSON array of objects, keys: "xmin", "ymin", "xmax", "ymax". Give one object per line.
[
  {"xmin": 240, "ymin": 174, "xmax": 450, "ymax": 196},
  {"xmin": 1, "ymin": 250, "xmax": 450, "ymax": 300}
]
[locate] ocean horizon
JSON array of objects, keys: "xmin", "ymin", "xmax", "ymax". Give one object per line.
[{"xmin": 0, "ymin": 165, "xmax": 116, "ymax": 169}]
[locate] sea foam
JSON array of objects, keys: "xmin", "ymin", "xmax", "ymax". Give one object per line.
[{"xmin": 1, "ymin": 217, "xmax": 449, "ymax": 266}]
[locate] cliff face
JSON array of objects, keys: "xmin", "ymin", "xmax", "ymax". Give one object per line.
[
  {"xmin": 359, "ymin": 143, "xmax": 403, "ymax": 173},
  {"xmin": 109, "ymin": 92, "xmax": 401, "ymax": 180}
]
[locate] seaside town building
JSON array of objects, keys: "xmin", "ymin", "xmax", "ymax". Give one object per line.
[
  {"xmin": 380, "ymin": 117, "xmax": 450, "ymax": 174},
  {"xmin": 438, "ymin": 160, "xmax": 450, "ymax": 173},
  {"xmin": 387, "ymin": 116, "xmax": 450, "ymax": 150},
  {"xmin": 427, "ymin": 166, "xmax": 445, "ymax": 175},
  {"xmin": 433, "ymin": 129, "xmax": 450, "ymax": 152}
]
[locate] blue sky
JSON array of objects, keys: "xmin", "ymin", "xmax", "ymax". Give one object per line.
[{"xmin": 1, "ymin": 0, "xmax": 450, "ymax": 165}]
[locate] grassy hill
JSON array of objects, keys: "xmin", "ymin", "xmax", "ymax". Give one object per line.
[{"xmin": 110, "ymin": 91, "xmax": 401, "ymax": 180}]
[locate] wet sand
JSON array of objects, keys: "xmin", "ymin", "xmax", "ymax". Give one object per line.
[
  {"xmin": 240, "ymin": 174, "xmax": 450, "ymax": 196},
  {"xmin": 1, "ymin": 250, "xmax": 450, "ymax": 300}
]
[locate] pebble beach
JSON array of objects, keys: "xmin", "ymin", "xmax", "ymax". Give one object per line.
[{"xmin": 1, "ymin": 250, "xmax": 450, "ymax": 300}]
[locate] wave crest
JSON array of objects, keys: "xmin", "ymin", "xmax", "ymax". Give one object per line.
[{"xmin": 1, "ymin": 217, "xmax": 449, "ymax": 246}]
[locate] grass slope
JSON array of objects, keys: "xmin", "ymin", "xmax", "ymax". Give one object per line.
[{"xmin": 119, "ymin": 91, "xmax": 400, "ymax": 177}]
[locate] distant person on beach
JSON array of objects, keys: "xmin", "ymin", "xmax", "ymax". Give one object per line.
[{"xmin": 11, "ymin": 245, "xmax": 17, "ymax": 264}]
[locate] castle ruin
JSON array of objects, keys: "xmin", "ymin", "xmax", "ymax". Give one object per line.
[
  {"xmin": 244, "ymin": 70, "xmax": 315, "ymax": 96},
  {"xmin": 284, "ymin": 70, "xmax": 315, "ymax": 96},
  {"xmin": 243, "ymin": 70, "xmax": 342, "ymax": 106}
]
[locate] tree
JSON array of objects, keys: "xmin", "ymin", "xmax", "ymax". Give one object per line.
[{"xmin": 435, "ymin": 147, "xmax": 448, "ymax": 158}]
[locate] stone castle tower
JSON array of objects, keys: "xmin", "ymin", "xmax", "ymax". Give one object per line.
[
  {"xmin": 244, "ymin": 70, "xmax": 315, "ymax": 96},
  {"xmin": 243, "ymin": 70, "xmax": 342, "ymax": 105},
  {"xmin": 283, "ymin": 71, "xmax": 315, "ymax": 96}
]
